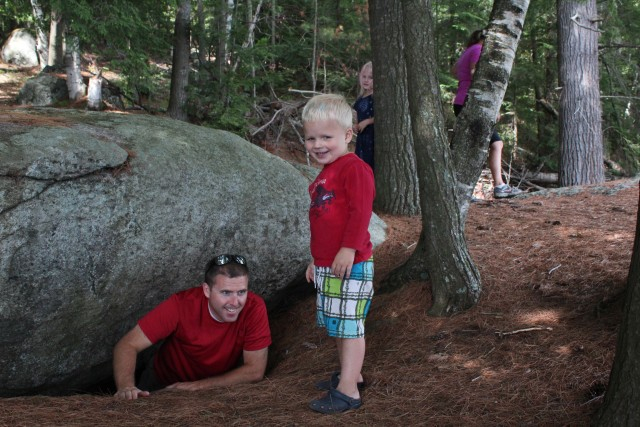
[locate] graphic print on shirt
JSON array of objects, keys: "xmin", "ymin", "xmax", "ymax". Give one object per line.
[{"xmin": 310, "ymin": 183, "xmax": 335, "ymax": 218}]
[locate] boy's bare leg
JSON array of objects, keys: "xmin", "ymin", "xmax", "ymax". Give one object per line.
[
  {"xmin": 335, "ymin": 337, "xmax": 365, "ymax": 399},
  {"xmin": 489, "ymin": 140, "xmax": 505, "ymax": 187}
]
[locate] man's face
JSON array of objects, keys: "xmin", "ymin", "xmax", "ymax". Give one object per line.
[{"xmin": 202, "ymin": 274, "xmax": 249, "ymax": 322}]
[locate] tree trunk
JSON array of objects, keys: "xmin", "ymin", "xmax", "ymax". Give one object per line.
[
  {"xmin": 215, "ymin": 0, "xmax": 235, "ymax": 81},
  {"xmin": 369, "ymin": 0, "xmax": 420, "ymax": 216},
  {"xmin": 379, "ymin": 0, "xmax": 529, "ymax": 302},
  {"xmin": 168, "ymin": 0, "xmax": 192, "ymax": 122},
  {"xmin": 400, "ymin": 0, "xmax": 481, "ymax": 316},
  {"xmin": 450, "ymin": 0, "xmax": 530, "ymax": 221},
  {"xmin": 29, "ymin": 0, "xmax": 49, "ymax": 68},
  {"xmin": 557, "ymin": 0, "xmax": 604, "ymax": 186},
  {"xmin": 47, "ymin": 9, "xmax": 65, "ymax": 68},
  {"xmin": 233, "ymin": 0, "xmax": 263, "ymax": 97},
  {"xmin": 64, "ymin": 36, "xmax": 85, "ymax": 101},
  {"xmin": 594, "ymin": 183, "xmax": 640, "ymax": 426},
  {"xmin": 311, "ymin": 0, "xmax": 318, "ymax": 92},
  {"xmin": 271, "ymin": 0, "xmax": 276, "ymax": 49},
  {"xmin": 197, "ymin": 0, "xmax": 207, "ymax": 67},
  {"xmin": 87, "ymin": 72, "xmax": 103, "ymax": 111}
]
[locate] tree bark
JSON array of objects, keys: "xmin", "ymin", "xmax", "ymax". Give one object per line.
[
  {"xmin": 311, "ymin": 0, "xmax": 318, "ymax": 92},
  {"xmin": 594, "ymin": 183, "xmax": 640, "ymax": 426},
  {"xmin": 215, "ymin": 0, "xmax": 234, "ymax": 81},
  {"xmin": 64, "ymin": 35, "xmax": 85, "ymax": 101},
  {"xmin": 29, "ymin": 0, "xmax": 49, "ymax": 68},
  {"xmin": 400, "ymin": 0, "xmax": 481, "ymax": 316},
  {"xmin": 557, "ymin": 0, "xmax": 604, "ymax": 186},
  {"xmin": 450, "ymin": 0, "xmax": 530, "ymax": 221},
  {"xmin": 197, "ymin": 0, "xmax": 208, "ymax": 67},
  {"xmin": 168, "ymin": 0, "xmax": 192, "ymax": 122},
  {"xmin": 379, "ymin": 0, "xmax": 529, "ymax": 306},
  {"xmin": 369, "ymin": 0, "xmax": 420, "ymax": 216},
  {"xmin": 87, "ymin": 72, "xmax": 103, "ymax": 111},
  {"xmin": 47, "ymin": 9, "xmax": 65, "ymax": 68}
]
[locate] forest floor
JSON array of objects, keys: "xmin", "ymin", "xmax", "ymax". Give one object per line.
[{"xmin": 1, "ymin": 63, "xmax": 638, "ymax": 426}]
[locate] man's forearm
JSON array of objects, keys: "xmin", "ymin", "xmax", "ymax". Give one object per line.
[
  {"xmin": 113, "ymin": 341, "xmax": 139, "ymax": 390},
  {"xmin": 166, "ymin": 347, "xmax": 268, "ymax": 391},
  {"xmin": 167, "ymin": 363, "xmax": 265, "ymax": 391}
]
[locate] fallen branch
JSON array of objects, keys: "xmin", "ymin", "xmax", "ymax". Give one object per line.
[
  {"xmin": 495, "ymin": 326, "xmax": 553, "ymax": 339},
  {"xmin": 252, "ymin": 108, "xmax": 283, "ymax": 136},
  {"xmin": 288, "ymin": 88, "xmax": 322, "ymax": 97}
]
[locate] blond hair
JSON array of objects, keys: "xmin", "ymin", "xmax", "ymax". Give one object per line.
[
  {"xmin": 301, "ymin": 94, "xmax": 353, "ymax": 130},
  {"xmin": 358, "ymin": 61, "xmax": 373, "ymax": 97}
]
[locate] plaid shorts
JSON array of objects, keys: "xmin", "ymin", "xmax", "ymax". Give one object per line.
[{"xmin": 314, "ymin": 258, "xmax": 374, "ymax": 338}]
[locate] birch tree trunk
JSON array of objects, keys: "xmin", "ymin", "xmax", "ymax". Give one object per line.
[
  {"xmin": 369, "ymin": 0, "xmax": 420, "ymax": 216},
  {"xmin": 557, "ymin": 0, "xmax": 604, "ymax": 186},
  {"xmin": 168, "ymin": 0, "xmax": 192, "ymax": 121},
  {"xmin": 215, "ymin": 0, "xmax": 235, "ymax": 80},
  {"xmin": 64, "ymin": 36, "xmax": 85, "ymax": 101},
  {"xmin": 87, "ymin": 72, "xmax": 103, "ymax": 111},
  {"xmin": 29, "ymin": 0, "xmax": 49, "ymax": 68},
  {"xmin": 451, "ymin": 0, "xmax": 530, "ymax": 221},
  {"xmin": 232, "ymin": 0, "xmax": 263, "ymax": 97},
  {"xmin": 47, "ymin": 9, "xmax": 65, "ymax": 68}
]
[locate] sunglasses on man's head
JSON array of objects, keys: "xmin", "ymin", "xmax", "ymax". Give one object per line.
[{"xmin": 213, "ymin": 254, "xmax": 247, "ymax": 266}]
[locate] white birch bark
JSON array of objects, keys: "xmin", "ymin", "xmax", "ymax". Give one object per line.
[
  {"xmin": 29, "ymin": 0, "xmax": 49, "ymax": 68},
  {"xmin": 87, "ymin": 73, "xmax": 103, "ymax": 111},
  {"xmin": 451, "ymin": 0, "xmax": 530, "ymax": 218},
  {"xmin": 65, "ymin": 36, "xmax": 85, "ymax": 101}
]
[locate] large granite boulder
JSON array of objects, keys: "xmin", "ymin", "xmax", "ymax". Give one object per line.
[
  {"xmin": 16, "ymin": 73, "xmax": 69, "ymax": 106},
  {"xmin": 0, "ymin": 108, "xmax": 386, "ymax": 396},
  {"xmin": 1, "ymin": 28, "xmax": 39, "ymax": 67}
]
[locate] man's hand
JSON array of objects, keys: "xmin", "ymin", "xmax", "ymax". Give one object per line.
[
  {"xmin": 113, "ymin": 325, "xmax": 153, "ymax": 400},
  {"xmin": 332, "ymin": 248, "xmax": 356, "ymax": 279},
  {"xmin": 114, "ymin": 386, "xmax": 150, "ymax": 400}
]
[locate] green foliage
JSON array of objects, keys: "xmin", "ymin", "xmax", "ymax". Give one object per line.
[
  {"xmin": 183, "ymin": 0, "xmax": 370, "ymax": 135},
  {"xmin": 0, "ymin": 0, "xmax": 31, "ymax": 40},
  {"xmin": 2, "ymin": 0, "xmax": 638, "ymax": 173},
  {"xmin": 435, "ymin": 0, "xmax": 640, "ymax": 176}
]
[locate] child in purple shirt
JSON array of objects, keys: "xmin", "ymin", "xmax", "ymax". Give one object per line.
[{"xmin": 453, "ymin": 29, "xmax": 522, "ymax": 199}]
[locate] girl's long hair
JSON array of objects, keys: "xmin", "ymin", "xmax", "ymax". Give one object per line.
[{"xmin": 466, "ymin": 29, "xmax": 486, "ymax": 47}]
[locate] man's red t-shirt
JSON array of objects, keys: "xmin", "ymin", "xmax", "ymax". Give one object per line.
[
  {"xmin": 308, "ymin": 153, "xmax": 375, "ymax": 267},
  {"xmin": 138, "ymin": 286, "xmax": 271, "ymax": 385}
]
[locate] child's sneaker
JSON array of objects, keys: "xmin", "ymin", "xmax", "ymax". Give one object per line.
[{"xmin": 494, "ymin": 184, "xmax": 523, "ymax": 199}]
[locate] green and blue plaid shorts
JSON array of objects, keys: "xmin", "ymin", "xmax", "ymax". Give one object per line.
[{"xmin": 314, "ymin": 258, "xmax": 374, "ymax": 338}]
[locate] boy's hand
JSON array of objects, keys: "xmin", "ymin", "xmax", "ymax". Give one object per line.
[
  {"xmin": 332, "ymin": 248, "xmax": 356, "ymax": 279},
  {"xmin": 305, "ymin": 262, "xmax": 315, "ymax": 283}
]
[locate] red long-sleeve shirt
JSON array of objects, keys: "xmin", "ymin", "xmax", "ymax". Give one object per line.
[{"xmin": 308, "ymin": 153, "xmax": 375, "ymax": 267}]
